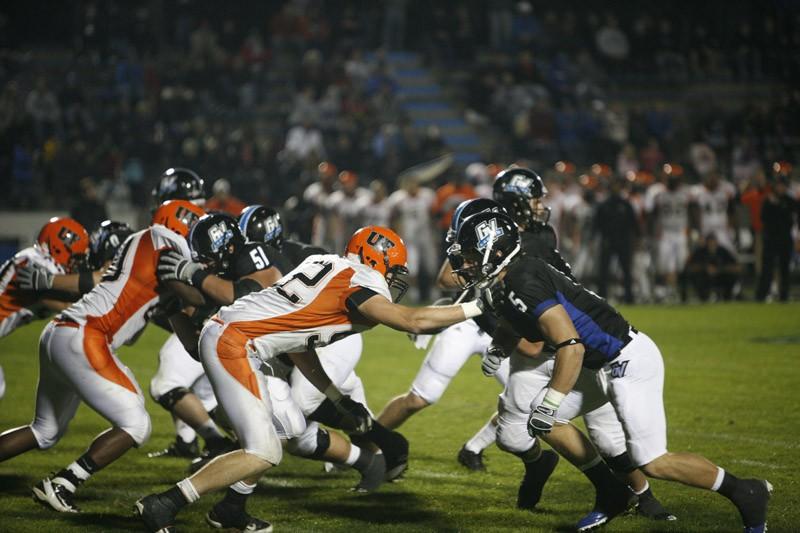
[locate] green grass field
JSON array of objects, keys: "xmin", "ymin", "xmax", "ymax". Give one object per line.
[{"xmin": 0, "ymin": 303, "xmax": 798, "ymax": 532}]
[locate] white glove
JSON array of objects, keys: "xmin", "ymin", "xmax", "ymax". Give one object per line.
[
  {"xmin": 481, "ymin": 343, "xmax": 507, "ymax": 376},
  {"xmin": 15, "ymin": 263, "xmax": 54, "ymax": 291},
  {"xmin": 157, "ymin": 250, "xmax": 203, "ymax": 285}
]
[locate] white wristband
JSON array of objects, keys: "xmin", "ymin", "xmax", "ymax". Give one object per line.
[
  {"xmin": 324, "ymin": 383, "xmax": 343, "ymax": 403},
  {"xmin": 542, "ymin": 388, "xmax": 566, "ymax": 410},
  {"xmin": 460, "ymin": 300, "xmax": 483, "ymax": 319}
]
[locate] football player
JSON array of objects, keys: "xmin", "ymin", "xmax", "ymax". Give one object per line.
[
  {"xmin": 450, "ymin": 210, "xmax": 772, "ymax": 533},
  {"xmin": 135, "ymin": 225, "xmax": 489, "ymax": 532},
  {"xmin": 240, "ymin": 205, "xmax": 410, "ymax": 480},
  {"xmin": 0, "ymin": 200, "xmax": 206, "ymax": 513},
  {"xmin": 0, "ymin": 217, "xmax": 90, "ymax": 399}
]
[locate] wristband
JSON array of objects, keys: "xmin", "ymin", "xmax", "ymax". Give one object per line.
[
  {"xmin": 78, "ymin": 270, "xmax": 95, "ymax": 295},
  {"xmin": 324, "ymin": 383, "xmax": 343, "ymax": 403},
  {"xmin": 191, "ymin": 269, "xmax": 211, "ymax": 288},
  {"xmin": 460, "ymin": 300, "xmax": 483, "ymax": 319},
  {"xmin": 542, "ymin": 388, "xmax": 565, "ymax": 410}
]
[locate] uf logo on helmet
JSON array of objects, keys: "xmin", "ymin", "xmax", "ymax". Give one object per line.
[
  {"xmin": 503, "ymin": 174, "xmax": 533, "ymax": 195},
  {"xmin": 175, "ymin": 206, "xmax": 200, "ymax": 228},
  {"xmin": 57, "ymin": 226, "xmax": 81, "ymax": 247},
  {"xmin": 475, "ymin": 218, "xmax": 504, "ymax": 251},
  {"xmin": 207, "ymin": 222, "xmax": 233, "ymax": 252},
  {"xmin": 366, "ymin": 231, "xmax": 395, "ymax": 252}
]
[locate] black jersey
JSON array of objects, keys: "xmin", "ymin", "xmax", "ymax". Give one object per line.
[
  {"xmin": 223, "ymin": 242, "xmax": 284, "ymax": 280},
  {"xmin": 520, "ymin": 224, "xmax": 574, "ymax": 280},
  {"xmin": 500, "ymin": 255, "xmax": 631, "ymax": 369}
]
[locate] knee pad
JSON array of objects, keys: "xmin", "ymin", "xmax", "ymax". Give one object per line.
[
  {"xmin": 605, "ymin": 451, "xmax": 636, "ymax": 474},
  {"xmin": 244, "ymin": 430, "xmax": 283, "ymax": 466},
  {"xmin": 155, "ymin": 387, "xmax": 191, "ymax": 411},
  {"xmin": 287, "ymin": 423, "xmax": 330, "ymax": 460},
  {"xmin": 121, "ymin": 412, "xmax": 152, "ymax": 446}
]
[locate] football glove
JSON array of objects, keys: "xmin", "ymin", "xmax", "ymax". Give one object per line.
[
  {"xmin": 334, "ymin": 395, "xmax": 373, "ymax": 435},
  {"xmin": 481, "ymin": 343, "xmax": 507, "ymax": 377},
  {"xmin": 157, "ymin": 250, "xmax": 203, "ymax": 285},
  {"xmin": 527, "ymin": 404, "xmax": 557, "ymax": 436},
  {"xmin": 477, "ymin": 280, "xmax": 505, "ymax": 313},
  {"xmin": 15, "ymin": 263, "xmax": 54, "ymax": 291}
]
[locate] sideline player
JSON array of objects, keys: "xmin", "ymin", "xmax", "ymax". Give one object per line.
[
  {"xmin": 450, "ymin": 210, "xmax": 772, "ymax": 533},
  {"xmin": 0, "ymin": 200, "xmax": 205, "ymax": 513},
  {"xmin": 135, "ymin": 225, "xmax": 490, "ymax": 532},
  {"xmin": 0, "ymin": 217, "xmax": 90, "ymax": 399}
]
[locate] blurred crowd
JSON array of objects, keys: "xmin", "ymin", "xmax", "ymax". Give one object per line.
[{"xmin": 0, "ymin": 0, "xmax": 798, "ymax": 302}]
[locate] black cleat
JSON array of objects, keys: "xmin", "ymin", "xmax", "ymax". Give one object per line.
[
  {"xmin": 576, "ymin": 485, "xmax": 638, "ymax": 531},
  {"xmin": 148, "ymin": 437, "xmax": 200, "ymax": 459},
  {"xmin": 735, "ymin": 479, "xmax": 772, "ymax": 532},
  {"xmin": 636, "ymin": 489, "xmax": 677, "ymax": 521},
  {"xmin": 32, "ymin": 477, "xmax": 80, "ymax": 513},
  {"xmin": 457, "ymin": 445, "xmax": 486, "ymax": 472},
  {"xmin": 382, "ymin": 432, "xmax": 409, "ymax": 482},
  {"xmin": 134, "ymin": 493, "xmax": 179, "ymax": 533},
  {"xmin": 188, "ymin": 437, "xmax": 238, "ymax": 474},
  {"xmin": 206, "ymin": 501, "xmax": 273, "ymax": 532},
  {"xmin": 517, "ymin": 450, "xmax": 559, "ymax": 510},
  {"xmin": 352, "ymin": 451, "xmax": 386, "ymax": 493}
]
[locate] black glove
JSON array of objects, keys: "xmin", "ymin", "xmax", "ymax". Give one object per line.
[
  {"xmin": 334, "ymin": 395, "xmax": 373, "ymax": 435},
  {"xmin": 477, "ymin": 280, "xmax": 505, "ymax": 312}
]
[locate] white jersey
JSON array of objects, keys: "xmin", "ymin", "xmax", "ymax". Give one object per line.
[
  {"xmin": 654, "ymin": 187, "xmax": 690, "ymax": 234},
  {"xmin": 327, "ymin": 188, "xmax": 371, "ymax": 251},
  {"xmin": 386, "ymin": 187, "xmax": 436, "ymax": 243},
  {"xmin": 63, "ymin": 225, "xmax": 190, "ymax": 350},
  {"xmin": 216, "ymin": 254, "xmax": 391, "ymax": 360},
  {"xmin": 0, "ymin": 246, "xmax": 63, "ymax": 337},
  {"xmin": 692, "ymin": 182, "xmax": 735, "ymax": 239}
]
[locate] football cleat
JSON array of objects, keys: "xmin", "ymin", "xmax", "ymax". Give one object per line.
[
  {"xmin": 382, "ymin": 432, "xmax": 410, "ymax": 482},
  {"xmin": 738, "ymin": 479, "xmax": 772, "ymax": 533},
  {"xmin": 206, "ymin": 501, "xmax": 273, "ymax": 532},
  {"xmin": 147, "ymin": 437, "xmax": 200, "ymax": 459},
  {"xmin": 516, "ymin": 450, "xmax": 558, "ymax": 510},
  {"xmin": 188, "ymin": 437, "xmax": 238, "ymax": 474},
  {"xmin": 32, "ymin": 477, "xmax": 80, "ymax": 513},
  {"xmin": 134, "ymin": 493, "xmax": 179, "ymax": 533},
  {"xmin": 636, "ymin": 489, "xmax": 677, "ymax": 521},
  {"xmin": 575, "ymin": 486, "xmax": 637, "ymax": 531},
  {"xmin": 352, "ymin": 452, "xmax": 386, "ymax": 493},
  {"xmin": 457, "ymin": 445, "xmax": 486, "ymax": 472}
]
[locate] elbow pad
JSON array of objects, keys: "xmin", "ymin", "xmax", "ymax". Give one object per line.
[{"xmin": 233, "ymin": 278, "xmax": 263, "ymax": 300}]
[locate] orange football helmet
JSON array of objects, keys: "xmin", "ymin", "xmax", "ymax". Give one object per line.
[
  {"xmin": 346, "ymin": 226, "xmax": 409, "ymax": 300},
  {"xmin": 152, "ymin": 200, "xmax": 206, "ymax": 237},
  {"xmin": 37, "ymin": 217, "xmax": 90, "ymax": 271}
]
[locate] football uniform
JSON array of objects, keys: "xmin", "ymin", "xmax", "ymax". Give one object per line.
[
  {"xmin": 199, "ymin": 254, "xmax": 390, "ymax": 463},
  {"xmin": 0, "ymin": 246, "xmax": 64, "ymax": 399},
  {"xmin": 29, "ymin": 225, "xmax": 187, "ymax": 449},
  {"xmin": 497, "ymin": 256, "xmax": 666, "ymax": 466},
  {"xmin": 386, "ymin": 187, "xmax": 438, "ymax": 286},
  {"xmin": 692, "ymin": 181, "xmax": 736, "ymax": 250},
  {"xmin": 654, "ymin": 187, "xmax": 690, "ymax": 275}
]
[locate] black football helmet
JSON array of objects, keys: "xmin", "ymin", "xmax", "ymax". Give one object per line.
[
  {"xmin": 492, "ymin": 167, "xmax": 550, "ymax": 227},
  {"xmin": 152, "ymin": 167, "xmax": 206, "ymax": 206},
  {"xmin": 88, "ymin": 220, "xmax": 134, "ymax": 270},
  {"xmin": 238, "ymin": 205, "xmax": 284, "ymax": 250},
  {"xmin": 446, "ymin": 198, "xmax": 506, "ymax": 244},
  {"xmin": 448, "ymin": 211, "xmax": 521, "ymax": 289},
  {"xmin": 189, "ymin": 213, "xmax": 245, "ymax": 276}
]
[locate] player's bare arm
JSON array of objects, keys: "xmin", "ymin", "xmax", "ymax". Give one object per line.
[
  {"xmin": 537, "ymin": 304, "xmax": 585, "ymax": 395},
  {"xmin": 435, "ymin": 259, "xmax": 459, "ymax": 290},
  {"xmin": 196, "ymin": 266, "xmax": 282, "ymax": 306},
  {"xmin": 357, "ymin": 293, "xmax": 482, "ymax": 335}
]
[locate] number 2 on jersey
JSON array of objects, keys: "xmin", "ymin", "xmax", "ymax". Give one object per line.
[{"xmin": 275, "ymin": 260, "xmax": 334, "ymax": 304}]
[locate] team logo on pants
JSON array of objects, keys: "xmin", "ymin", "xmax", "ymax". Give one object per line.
[{"xmin": 609, "ymin": 360, "xmax": 629, "ymax": 378}]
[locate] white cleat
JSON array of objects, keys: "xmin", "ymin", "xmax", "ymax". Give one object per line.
[{"xmin": 32, "ymin": 477, "xmax": 80, "ymax": 513}]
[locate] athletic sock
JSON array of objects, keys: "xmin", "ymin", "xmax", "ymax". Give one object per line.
[
  {"xmin": 175, "ymin": 419, "xmax": 197, "ymax": 444},
  {"xmin": 581, "ymin": 456, "xmax": 627, "ymax": 498},
  {"xmin": 343, "ymin": 444, "xmax": 362, "ymax": 467},
  {"xmin": 712, "ymin": 467, "xmax": 738, "ymax": 499},
  {"xmin": 195, "ymin": 419, "xmax": 224, "ymax": 442},
  {"xmin": 54, "ymin": 455, "xmax": 99, "ymax": 492},
  {"xmin": 464, "ymin": 419, "xmax": 497, "ymax": 454},
  {"xmin": 220, "ymin": 481, "xmax": 255, "ymax": 509},
  {"xmin": 166, "ymin": 478, "xmax": 199, "ymax": 509}
]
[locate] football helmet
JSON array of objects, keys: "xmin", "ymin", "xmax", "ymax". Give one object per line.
[
  {"xmin": 189, "ymin": 213, "xmax": 245, "ymax": 275},
  {"xmin": 89, "ymin": 220, "xmax": 134, "ymax": 270},
  {"xmin": 238, "ymin": 205, "xmax": 284, "ymax": 250},
  {"xmin": 36, "ymin": 217, "xmax": 90, "ymax": 272},
  {"xmin": 492, "ymin": 167, "xmax": 550, "ymax": 227},
  {"xmin": 151, "ymin": 200, "xmax": 206, "ymax": 237},
  {"xmin": 345, "ymin": 226, "xmax": 409, "ymax": 301},
  {"xmin": 446, "ymin": 198, "xmax": 506, "ymax": 244},
  {"xmin": 448, "ymin": 211, "xmax": 520, "ymax": 290},
  {"xmin": 152, "ymin": 167, "xmax": 206, "ymax": 205}
]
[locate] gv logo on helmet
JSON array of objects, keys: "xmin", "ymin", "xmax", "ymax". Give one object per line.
[
  {"xmin": 503, "ymin": 174, "xmax": 533, "ymax": 195},
  {"xmin": 263, "ymin": 215, "xmax": 281, "ymax": 240},
  {"xmin": 207, "ymin": 222, "xmax": 233, "ymax": 252},
  {"xmin": 475, "ymin": 219, "xmax": 504, "ymax": 251}
]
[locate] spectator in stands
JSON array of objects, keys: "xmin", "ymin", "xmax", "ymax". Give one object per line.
[
  {"xmin": 383, "ymin": 0, "xmax": 408, "ymax": 50},
  {"xmin": 284, "ymin": 115, "xmax": 326, "ymax": 162},
  {"xmin": 25, "ymin": 77, "xmax": 60, "ymax": 140},
  {"xmin": 756, "ymin": 175, "xmax": 798, "ymax": 302},
  {"xmin": 206, "ymin": 178, "xmax": 246, "ymax": 216},
  {"xmin": 683, "ymin": 233, "xmax": 741, "ymax": 302},
  {"xmin": 595, "ymin": 177, "xmax": 638, "ymax": 303},
  {"xmin": 70, "ymin": 177, "xmax": 108, "ymax": 232}
]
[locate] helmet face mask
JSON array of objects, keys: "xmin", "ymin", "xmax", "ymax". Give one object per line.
[
  {"xmin": 493, "ymin": 167, "xmax": 549, "ymax": 228},
  {"xmin": 448, "ymin": 212, "xmax": 521, "ymax": 290},
  {"xmin": 190, "ymin": 214, "xmax": 244, "ymax": 276},
  {"xmin": 89, "ymin": 220, "xmax": 133, "ymax": 270}
]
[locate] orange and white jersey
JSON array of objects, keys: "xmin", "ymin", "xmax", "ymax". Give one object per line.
[
  {"xmin": 0, "ymin": 246, "xmax": 63, "ymax": 338},
  {"xmin": 63, "ymin": 224, "xmax": 190, "ymax": 349},
  {"xmin": 216, "ymin": 254, "xmax": 391, "ymax": 359}
]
